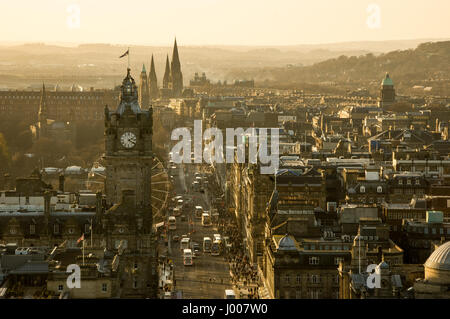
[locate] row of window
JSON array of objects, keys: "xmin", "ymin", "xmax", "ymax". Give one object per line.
[
  {"xmin": 307, "ymin": 256, "xmax": 344, "ymax": 265},
  {"xmin": 283, "ymin": 289, "xmax": 340, "ymax": 299},
  {"xmin": 304, "ymin": 244, "xmax": 351, "ymax": 251},
  {"xmin": 0, "ymin": 95, "xmax": 110, "ymax": 100},
  {"xmin": 9, "ymin": 224, "xmax": 92, "ymax": 235},
  {"xmin": 58, "ymin": 283, "xmax": 108, "ymax": 292},
  {"xmin": 397, "ymin": 179, "xmax": 421, "ymax": 185},
  {"xmin": 283, "ymin": 274, "xmax": 340, "ymax": 285},
  {"xmin": 407, "ymin": 226, "xmax": 449, "ymax": 235}
]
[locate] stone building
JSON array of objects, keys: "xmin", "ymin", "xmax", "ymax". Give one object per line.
[
  {"xmin": 414, "ymin": 241, "xmax": 450, "ymax": 298},
  {"xmin": 262, "ymin": 233, "xmax": 351, "ymax": 299}
]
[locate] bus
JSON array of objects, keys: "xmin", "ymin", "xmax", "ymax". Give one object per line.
[
  {"xmin": 192, "ymin": 181, "xmax": 200, "ymax": 192},
  {"xmin": 224, "ymin": 289, "xmax": 236, "ymax": 299},
  {"xmin": 201, "ymin": 213, "xmax": 212, "ymax": 227},
  {"xmin": 168, "ymin": 216, "xmax": 176, "ymax": 230},
  {"xmin": 173, "ymin": 207, "xmax": 181, "ymax": 217},
  {"xmin": 183, "ymin": 249, "xmax": 193, "ymax": 266},
  {"xmin": 211, "ymin": 240, "xmax": 221, "ymax": 256},
  {"xmin": 195, "ymin": 206, "xmax": 203, "ymax": 219},
  {"xmin": 180, "ymin": 237, "xmax": 190, "ymax": 251},
  {"xmin": 203, "ymin": 237, "xmax": 212, "ymax": 253}
]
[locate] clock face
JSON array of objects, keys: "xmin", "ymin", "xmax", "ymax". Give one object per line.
[{"xmin": 121, "ymin": 132, "xmax": 137, "ymax": 149}]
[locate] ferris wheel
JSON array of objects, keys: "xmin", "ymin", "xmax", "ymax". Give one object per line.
[{"xmin": 86, "ymin": 157, "xmax": 171, "ymax": 222}]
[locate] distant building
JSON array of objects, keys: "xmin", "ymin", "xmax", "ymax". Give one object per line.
[
  {"xmin": 29, "ymin": 84, "xmax": 76, "ymax": 144},
  {"xmin": 378, "ymin": 73, "xmax": 396, "ymax": 108},
  {"xmin": 190, "ymin": 72, "xmax": 210, "ymax": 87}
]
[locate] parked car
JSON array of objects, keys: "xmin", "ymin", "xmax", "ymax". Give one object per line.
[{"xmin": 172, "ymin": 235, "xmax": 180, "ymax": 242}]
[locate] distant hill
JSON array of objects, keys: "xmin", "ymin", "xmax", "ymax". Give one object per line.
[
  {"xmin": 226, "ymin": 41, "xmax": 450, "ymax": 95},
  {"xmin": 0, "ymin": 39, "xmax": 448, "ymax": 91}
]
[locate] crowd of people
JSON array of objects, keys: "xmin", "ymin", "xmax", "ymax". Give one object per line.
[
  {"xmin": 206, "ymin": 168, "xmax": 262, "ymax": 299},
  {"xmin": 217, "ymin": 209, "xmax": 261, "ymax": 299}
]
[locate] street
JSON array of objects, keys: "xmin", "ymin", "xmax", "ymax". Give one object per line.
[{"xmin": 166, "ymin": 162, "xmax": 232, "ymax": 299}]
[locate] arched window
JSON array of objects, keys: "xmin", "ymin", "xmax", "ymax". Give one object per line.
[
  {"xmin": 377, "ymin": 186, "xmax": 383, "ymax": 193},
  {"xmin": 360, "ymin": 186, "xmax": 366, "ymax": 193}
]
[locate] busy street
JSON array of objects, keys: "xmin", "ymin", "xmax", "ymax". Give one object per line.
[{"xmin": 157, "ymin": 158, "xmax": 263, "ymax": 299}]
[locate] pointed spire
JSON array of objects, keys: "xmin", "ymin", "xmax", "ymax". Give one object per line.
[
  {"xmin": 170, "ymin": 38, "xmax": 183, "ymax": 97},
  {"xmin": 172, "ymin": 37, "xmax": 180, "ymax": 66},
  {"xmin": 149, "ymin": 55, "xmax": 157, "ymax": 79},
  {"xmin": 141, "ymin": 63, "xmax": 146, "ymax": 74},
  {"xmin": 163, "ymin": 54, "xmax": 171, "ymax": 89},
  {"xmin": 38, "ymin": 83, "xmax": 47, "ymax": 121},
  {"xmin": 148, "ymin": 54, "xmax": 159, "ymax": 99}
]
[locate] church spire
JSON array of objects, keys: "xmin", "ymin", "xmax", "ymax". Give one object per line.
[
  {"xmin": 163, "ymin": 54, "xmax": 171, "ymax": 89},
  {"xmin": 172, "ymin": 37, "xmax": 180, "ymax": 69},
  {"xmin": 148, "ymin": 54, "xmax": 159, "ymax": 99},
  {"xmin": 139, "ymin": 63, "xmax": 150, "ymax": 108},
  {"xmin": 170, "ymin": 38, "xmax": 183, "ymax": 97},
  {"xmin": 38, "ymin": 83, "xmax": 47, "ymax": 122}
]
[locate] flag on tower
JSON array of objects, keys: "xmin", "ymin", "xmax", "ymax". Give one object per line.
[
  {"xmin": 119, "ymin": 49, "xmax": 129, "ymax": 58},
  {"xmin": 77, "ymin": 233, "xmax": 84, "ymax": 244}
]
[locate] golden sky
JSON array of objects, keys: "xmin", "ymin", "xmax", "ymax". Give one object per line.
[{"xmin": 1, "ymin": 0, "xmax": 449, "ymax": 45}]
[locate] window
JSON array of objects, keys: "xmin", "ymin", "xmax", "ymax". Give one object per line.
[
  {"xmin": 407, "ymin": 179, "xmax": 411, "ymax": 185},
  {"xmin": 440, "ymin": 228, "xmax": 444, "ymax": 235},
  {"xmin": 398, "ymin": 179, "xmax": 403, "ymax": 185},
  {"xmin": 310, "ymin": 275, "xmax": 320, "ymax": 284},
  {"xmin": 334, "ymin": 257, "xmax": 344, "ymax": 265},
  {"xmin": 102, "ymin": 283, "xmax": 107, "ymax": 292},
  {"xmin": 432, "ymin": 228, "xmax": 436, "ymax": 235},
  {"xmin": 296, "ymin": 275, "xmax": 301, "ymax": 284},
  {"xmin": 30, "ymin": 224, "xmax": 36, "ymax": 235},
  {"xmin": 360, "ymin": 186, "xmax": 365, "ymax": 193},
  {"xmin": 424, "ymin": 228, "xmax": 429, "ymax": 234},
  {"xmin": 309, "ymin": 256, "xmax": 319, "ymax": 265},
  {"xmin": 134, "ymin": 263, "xmax": 138, "ymax": 270},
  {"xmin": 309, "ymin": 288, "xmax": 320, "ymax": 299},
  {"xmin": 58, "ymin": 284, "xmax": 64, "ymax": 292},
  {"xmin": 415, "ymin": 179, "xmax": 420, "ymax": 185},
  {"xmin": 377, "ymin": 186, "xmax": 383, "ymax": 193},
  {"xmin": 285, "ymin": 274, "xmax": 290, "ymax": 284}
]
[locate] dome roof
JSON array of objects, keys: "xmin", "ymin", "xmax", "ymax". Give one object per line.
[
  {"xmin": 425, "ymin": 241, "xmax": 450, "ymax": 271},
  {"xmin": 278, "ymin": 235, "xmax": 297, "ymax": 251}
]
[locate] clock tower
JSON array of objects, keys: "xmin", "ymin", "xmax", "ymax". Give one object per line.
[
  {"xmin": 103, "ymin": 68, "xmax": 158, "ymax": 298},
  {"xmin": 104, "ymin": 67, "xmax": 153, "ymax": 207}
]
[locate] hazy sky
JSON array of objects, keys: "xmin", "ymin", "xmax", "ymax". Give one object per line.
[{"xmin": 1, "ymin": 0, "xmax": 449, "ymax": 46}]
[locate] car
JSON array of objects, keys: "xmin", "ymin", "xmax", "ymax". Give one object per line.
[
  {"xmin": 172, "ymin": 235, "xmax": 180, "ymax": 242},
  {"xmin": 192, "ymin": 243, "xmax": 201, "ymax": 257},
  {"xmin": 180, "ymin": 214, "xmax": 186, "ymax": 221}
]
